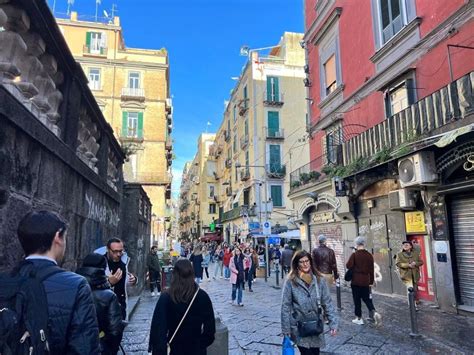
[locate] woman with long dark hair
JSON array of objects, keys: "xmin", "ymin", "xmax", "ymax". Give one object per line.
[
  {"xmin": 189, "ymin": 245, "xmax": 204, "ymax": 284},
  {"xmin": 149, "ymin": 259, "xmax": 215, "ymax": 355},
  {"xmin": 281, "ymin": 250, "xmax": 338, "ymax": 355},
  {"xmin": 229, "ymin": 247, "xmax": 245, "ymax": 306}
]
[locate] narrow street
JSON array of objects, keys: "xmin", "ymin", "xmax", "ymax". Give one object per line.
[{"xmin": 122, "ymin": 264, "xmax": 474, "ymax": 354}]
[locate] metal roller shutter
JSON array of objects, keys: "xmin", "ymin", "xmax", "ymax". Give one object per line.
[
  {"xmin": 310, "ymin": 223, "xmax": 344, "ymax": 277},
  {"xmin": 451, "ymin": 197, "xmax": 474, "ymax": 307}
]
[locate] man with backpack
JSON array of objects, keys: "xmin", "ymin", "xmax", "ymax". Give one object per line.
[{"xmin": 0, "ymin": 210, "xmax": 100, "ymax": 354}]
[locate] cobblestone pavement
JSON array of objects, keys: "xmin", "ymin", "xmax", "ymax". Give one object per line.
[{"xmin": 122, "ymin": 264, "xmax": 474, "ymax": 354}]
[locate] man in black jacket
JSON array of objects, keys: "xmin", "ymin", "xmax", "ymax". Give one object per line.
[
  {"xmin": 17, "ymin": 210, "xmax": 100, "ymax": 354},
  {"xmin": 147, "ymin": 246, "xmax": 162, "ymax": 296}
]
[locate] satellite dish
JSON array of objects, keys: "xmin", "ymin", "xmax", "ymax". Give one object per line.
[
  {"xmin": 240, "ymin": 45, "xmax": 250, "ymax": 57},
  {"xmin": 399, "ymin": 158, "xmax": 415, "ymax": 183},
  {"xmin": 103, "ymin": 10, "xmax": 109, "ymax": 18}
]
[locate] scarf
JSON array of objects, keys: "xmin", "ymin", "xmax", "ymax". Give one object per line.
[{"xmin": 299, "ymin": 271, "xmax": 313, "ymax": 285}]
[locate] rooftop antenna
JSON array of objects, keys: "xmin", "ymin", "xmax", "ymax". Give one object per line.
[
  {"xmin": 205, "ymin": 121, "xmax": 211, "ymax": 133},
  {"xmin": 66, "ymin": 0, "xmax": 74, "ymax": 16},
  {"xmin": 111, "ymin": 4, "xmax": 118, "ymax": 19},
  {"xmin": 95, "ymin": 0, "xmax": 101, "ymax": 22}
]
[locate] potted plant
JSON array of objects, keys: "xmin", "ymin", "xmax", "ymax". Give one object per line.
[{"xmin": 309, "ymin": 170, "xmax": 321, "ymax": 181}]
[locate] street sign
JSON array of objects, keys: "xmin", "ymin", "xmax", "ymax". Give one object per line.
[{"xmin": 263, "ymin": 220, "xmax": 271, "ymax": 235}]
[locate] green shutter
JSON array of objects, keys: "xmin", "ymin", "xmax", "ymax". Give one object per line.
[
  {"xmin": 268, "ymin": 111, "xmax": 279, "ymax": 137},
  {"xmin": 266, "ymin": 77, "xmax": 272, "ymax": 101},
  {"xmin": 137, "ymin": 112, "xmax": 144, "ymax": 138},
  {"xmin": 273, "ymin": 77, "xmax": 280, "ymax": 101},
  {"xmin": 269, "ymin": 145, "xmax": 281, "ymax": 170},
  {"xmin": 86, "ymin": 32, "xmax": 91, "ymax": 48},
  {"xmin": 271, "ymin": 186, "xmax": 283, "ymax": 207},
  {"xmin": 122, "ymin": 111, "xmax": 128, "ymax": 137}
]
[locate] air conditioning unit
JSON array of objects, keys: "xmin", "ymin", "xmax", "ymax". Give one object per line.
[
  {"xmin": 398, "ymin": 151, "xmax": 438, "ymax": 188},
  {"xmin": 388, "ymin": 189, "xmax": 416, "ymax": 210}
]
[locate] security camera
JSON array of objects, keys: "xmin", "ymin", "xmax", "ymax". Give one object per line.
[{"xmin": 299, "ymin": 40, "xmax": 306, "ymax": 49}]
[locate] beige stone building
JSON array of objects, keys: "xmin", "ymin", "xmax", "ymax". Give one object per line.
[
  {"xmin": 57, "ymin": 12, "xmax": 173, "ymax": 237},
  {"xmin": 211, "ymin": 32, "xmax": 309, "ymax": 243},
  {"xmin": 179, "ymin": 134, "xmax": 217, "ymax": 239}
]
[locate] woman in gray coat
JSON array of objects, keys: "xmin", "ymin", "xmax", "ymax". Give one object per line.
[{"xmin": 281, "ymin": 250, "xmax": 338, "ymax": 355}]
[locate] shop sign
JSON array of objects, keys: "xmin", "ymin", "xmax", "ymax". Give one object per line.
[
  {"xmin": 311, "ymin": 211, "xmax": 334, "ymax": 224},
  {"xmin": 405, "ymin": 211, "xmax": 426, "ymax": 234}
]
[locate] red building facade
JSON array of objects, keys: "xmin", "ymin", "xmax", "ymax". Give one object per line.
[{"xmin": 291, "ymin": 0, "xmax": 474, "ymax": 313}]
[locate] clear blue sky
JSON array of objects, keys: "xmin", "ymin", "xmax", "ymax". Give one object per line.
[{"xmin": 48, "ymin": 0, "xmax": 304, "ymax": 197}]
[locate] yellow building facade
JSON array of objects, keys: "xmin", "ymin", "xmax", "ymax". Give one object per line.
[{"xmin": 57, "ymin": 12, "xmax": 173, "ymax": 228}]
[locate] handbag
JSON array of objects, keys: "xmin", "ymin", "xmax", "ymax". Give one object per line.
[
  {"xmin": 296, "ymin": 278, "xmax": 324, "ymax": 337},
  {"xmin": 167, "ymin": 287, "xmax": 200, "ymax": 353},
  {"xmin": 344, "ymin": 268, "xmax": 353, "ymax": 282}
]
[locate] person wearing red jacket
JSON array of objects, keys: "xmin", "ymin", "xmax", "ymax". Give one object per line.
[{"xmin": 222, "ymin": 244, "xmax": 232, "ymax": 280}]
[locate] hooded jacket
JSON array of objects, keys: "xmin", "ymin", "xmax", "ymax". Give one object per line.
[{"xmin": 76, "ymin": 266, "xmax": 124, "ymax": 355}]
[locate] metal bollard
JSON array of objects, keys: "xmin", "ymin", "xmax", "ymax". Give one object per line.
[
  {"xmin": 275, "ymin": 263, "xmax": 280, "ymax": 287},
  {"xmin": 336, "ymin": 278, "xmax": 342, "ymax": 311},
  {"xmin": 207, "ymin": 317, "xmax": 229, "ymax": 355},
  {"xmin": 408, "ymin": 287, "xmax": 420, "ymax": 337}
]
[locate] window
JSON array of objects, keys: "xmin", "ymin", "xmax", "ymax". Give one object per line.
[
  {"xmin": 227, "ymin": 148, "xmax": 232, "ymax": 160},
  {"xmin": 86, "ymin": 31, "xmax": 106, "ymax": 54},
  {"xmin": 244, "ymin": 119, "xmax": 249, "ymax": 138},
  {"xmin": 269, "ymin": 144, "xmax": 281, "ymax": 171},
  {"xmin": 245, "ymin": 151, "xmax": 249, "ymax": 168},
  {"xmin": 233, "ymin": 105, "xmax": 237, "ymax": 122},
  {"xmin": 122, "ymin": 111, "xmax": 143, "ymax": 138},
  {"xmin": 266, "ymin": 76, "xmax": 280, "ymax": 102},
  {"xmin": 227, "ymin": 119, "xmax": 231, "ymax": 135},
  {"xmin": 233, "ymin": 134, "xmax": 237, "ymax": 154},
  {"xmin": 129, "ymin": 72, "xmax": 140, "ymax": 89},
  {"xmin": 324, "ymin": 55, "xmax": 337, "ymax": 96},
  {"xmin": 384, "ymin": 77, "xmax": 416, "ymax": 117},
  {"xmin": 270, "ymin": 185, "xmax": 283, "ymax": 207},
  {"xmin": 209, "ymin": 185, "xmax": 215, "ymax": 198},
  {"xmin": 267, "ymin": 111, "xmax": 280, "ymax": 137},
  {"xmin": 326, "ymin": 128, "xmax": 342, "ymax": 165},
  {"xmin": 319, "ymin": 32, "xmax": 342, "ymax": 100},
  {"xmin": 243, "ymin": 86, "xmax": 248, "ymax": 108},
  {"xmin": 88, "ymin": 68, "xmax": 101, "ymax": 90},
  {"xmin": 209, "ymin": 203, "xmax": 217, "ymax": 214}
]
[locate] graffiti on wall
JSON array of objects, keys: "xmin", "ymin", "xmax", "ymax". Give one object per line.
[{"xmin": 85, "ymin": 193, "xmax": 119, "ymax": 227}]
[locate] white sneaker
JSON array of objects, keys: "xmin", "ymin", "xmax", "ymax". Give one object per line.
[
  {"xmin": 229, "ymin": 300, "xmax": 236, "ymax": 306},
  {"xmin": 373, "ymin": 312, "xmax": 382, "ymax": 326},
  {"xmin": 156, "ymin": 292, "xmax": 161, "ymax": 296},
  {"xmin": 151, "ymin": 291, "xmax": 156, "ymax": 297},
  {"xmin": 352, "ymin": 318, "xmax": 364, "ymax": 325},
  {"xmin": 238, "ymin": 303, "xmax": 244, "ymax": 307}
]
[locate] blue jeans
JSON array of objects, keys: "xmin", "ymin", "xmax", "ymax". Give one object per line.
[
  {"xmin": 224, "ymin": 266, "xmax": 230, "ymax": 279},
  {"xmin": 232, "ymin": 282, "xmax": 243, "ymax": 304}
]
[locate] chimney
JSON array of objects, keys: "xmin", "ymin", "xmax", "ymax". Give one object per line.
[
  {"xmin": 70, "ymin": 11, "xmax": 78, "ymax": 21},
  {"xmin": 113, "ymin": 16, "xmax": 120, "ymax": 26}
]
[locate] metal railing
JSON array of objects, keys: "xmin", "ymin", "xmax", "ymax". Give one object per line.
[
  {"xmin": 266, "ymin": 128, "xmax": 285, "ymax": 139},
  {"xmin": 240, "ymin": 135, "xmax": 249, "ymax": 149},
  {"xmin": 83, "ymin": 45, "xmax": 107, "ymax": 56},
  {"xmin": 266, "ymin": 164, "xmax": 286, "ymax": 178},
  {"xmin": 221, "ymin": 205, "xmax": 256, "ymax": 222},
  {"xmin": 263, "ymin": 91, "xmax": 284, "ymax": 106},
  {"xmin": 240, "ymin": 168, "xmax": 250, "ymax": 181}
]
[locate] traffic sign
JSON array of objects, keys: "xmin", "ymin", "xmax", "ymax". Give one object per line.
[{"xmin": 263, "ymin": 220, "xmax": 271, "ymax": 235}]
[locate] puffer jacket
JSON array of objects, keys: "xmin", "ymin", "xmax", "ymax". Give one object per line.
[
  {"xmin": 281, "ymin": 275, "xmax": 338, "ymax": 349},
  {"xmin": 76, "ymin": 266, "xmax": 124, "ymax": 355},
  {"xmin": 27, "ymin": 259, "xmax": 100, "ymax": 354},
  {"xmin": 312, "ymin": 245, "xmax": 338, "ymax": 278}
]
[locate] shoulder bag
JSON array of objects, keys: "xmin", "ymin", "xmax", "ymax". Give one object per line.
[
  {"xmin": 296, "ymin": 278, "xmax": 324, "ymax": 337},
  {"xmin": 167, "ymin": 287, "xmax": 200, "ymax": 353}
]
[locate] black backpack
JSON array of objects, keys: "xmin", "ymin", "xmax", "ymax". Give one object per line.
[{"xmin": 0, "ymin": 260, "xmax": 65, "ymax": 355}]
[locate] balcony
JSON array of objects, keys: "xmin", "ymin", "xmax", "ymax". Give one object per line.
[
  {"xmin": 266, "ymin": 128, "xmax": 285, "ymax": 139},
  {"xmin": 289, "ymin": 155, "xmax": 326, "ymax": 191},
  {"xmin": 240, "ymin": 135, "xmax": 249, "ymax": 149},
  {"xmin": 224, "ymin": 130, "xmax": 231, "ymax": 142},
  {"xmin": 83, "ymin": 45, "xmax": 107, "ymax": 57},
  {"xmin": 238, "ymin": 99, "xmax": 249, "ymax": 116},
  {"xmin": 225, "ymin": 158, "xmax": 232, "ymax": 169},
  {"xmin": 165, "ymin": 136, "xmax": 172, "ymax": 150},
  {"xmin": 119, "ymin": 127, "xmax": 144, "ymax": 143},
  {"xmin": 266, "ymin": 164, "xmax": 286, "ymax": 178},
  {"xmin": 263, "ymin": 91, "xmax": 284, "ymax": 107},
  {"xmin": 221, "ymin": 205, "xmax": 256, "ymax": 222},
  {"xmin": 343, "ymin": 71, "xmax": 474, "ymax": 166},
  {"xmin": 167, "ymin": 113, "xmax": 173, "ymax": 125},
  {"xmin": 121, "ymin": 87, "xmax": 145, "ymax": 101},
  {"xmin": 226, "ymin": 187, "xmax": 233, "ymax": 196},
  {"xmin": 165, "ymin": 98, "xmax": 173, "ymax": 114},
  {"xmin": 240, "ymin": 168, "xmax": 250, "ymax": 181}
]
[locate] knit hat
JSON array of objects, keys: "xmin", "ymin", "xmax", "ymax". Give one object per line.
[
  {"xmin": 318, "ymin": 234, "xmax": 327, "ymax": 244},
  {"xmin": 354, "ymin": 236, "xmax": 366, "ymax": 246},
  {"xmin": 82, "ymin": 253, "xmax": 107, "ymax": 269},
  {"xmin": 402, "ymin": 240, "xmax": 413, "ymax": 245}
]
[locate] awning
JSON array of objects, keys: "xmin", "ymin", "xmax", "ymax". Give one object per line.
[
  {"xmin": 232, "ymin": 187, "xmax": 244, "ymax": 205},
  {"xmin": 200, "ymin": 233, "xmax": 223, "ymax": 242}
]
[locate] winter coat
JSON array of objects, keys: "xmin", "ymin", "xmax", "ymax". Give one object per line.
[
  {"xmin": 346, "ymin": 249, "xmax": 374, "ymax": 287},
  {"xmin": 149, "ymin": 288, "xmax": 215, "ymax": 355},
  {"xmin": 147, "ymin": 253, "xmax": 162, "ymax": 273},
  {"xmin": 222, "ymin": 249, "xmax": 232, "ymax": 266},
  {"xmin": 190, "ymin": 253, "xmax": 204, "ymax": 278},
  {"xmin": 76, "ymin": 266, "xmax": 124, "ymax": 355},
  {"xmin": 201, "ymin": 253, "xmax": 211, "ymax": 268},
  {"xmin": 25, "ymin": 259, "xmax": 100, "ymax": 354},
  {"xmin": 281, "ymin": 247, "xmax": 294, "ymax": 268},
  {"xmin": 229, "ymin": 255, "xmax": 245, "ymax": 285},
  {"xmin": 251, "ymin": 253, "xmax": 259, "ymax": 269},
  {"xmin": 281, "ymin": 275, "xmax": 338, "ymax": 349},
  {"xmin": 396, "ymin": 250, "xmax": 424, "ymax": 284},
  {"xmin": 243, "ymin": 253, "xmax": 252, "ymax": 270},
  {"xmin": 312, "ymin": 245, "xmax": 338, "ymax": 278}
]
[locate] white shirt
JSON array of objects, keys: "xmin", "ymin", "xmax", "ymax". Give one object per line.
[{"xmin": 25, "ymin": 255, "xmax": 58, "ymax": 265}]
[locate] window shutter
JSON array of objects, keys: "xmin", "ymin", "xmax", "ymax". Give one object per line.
[
  {"xmin": 406, "ymin": 78, "xmax": 416, "ymax": 105},
  {"xmin": 266, "ymin": 77, "xmax": 272, "ymax": 101},
  {"xmin": 273, "ymin": 77, "xmax": 280, "ymax": 101},
  {"xmin": 269, "ymin": 145, "xmax": 281, "ymax": 170},
  {"xmin": 86, "ymin": 32, "xmax": 91, "ymax": 48},
  {"xmin": 122, "ymin": 111, "xmax": 128, "ymax": 137},
  {"xmin": 405, "ymin": 0, "xmax": 416, "ymax": 22},
  {"xmin": 267, "ymin": 111, "xmax": 279, "ymax": 136},
  {"xmin": 271, "ymin": 186, "xmax": 283, "ymax": 207},
  {"xmin": 137, "ymin": 112, "xmax": 144, "ymax": 138}
]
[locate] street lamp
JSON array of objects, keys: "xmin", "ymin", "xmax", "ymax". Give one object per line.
[{"xmin": 235, "ymin": 162, "xmax": 271, "ymax": 282}]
